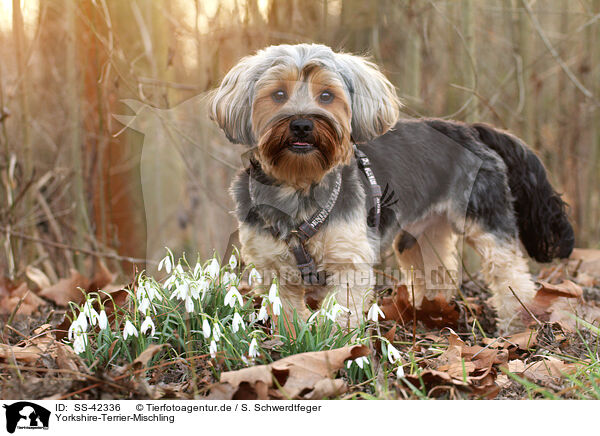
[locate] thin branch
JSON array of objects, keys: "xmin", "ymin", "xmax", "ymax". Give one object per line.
[{"xmin": 520, "ymin": 0, "xmax": 599, "ymax": 106}]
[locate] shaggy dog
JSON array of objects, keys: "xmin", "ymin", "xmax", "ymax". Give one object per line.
[{"xmin": 209, "ymin": 43, "xmax": 574, "ymax": 333}]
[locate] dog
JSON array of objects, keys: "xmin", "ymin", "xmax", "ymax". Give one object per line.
[{"xmin": 209, "ymin": 43, "xmax": 574, "ymax": 333}]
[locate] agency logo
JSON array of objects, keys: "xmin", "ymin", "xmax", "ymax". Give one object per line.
[{"xmin": 2, "ymin": 402, "xmax": 50, "ymax": 434}]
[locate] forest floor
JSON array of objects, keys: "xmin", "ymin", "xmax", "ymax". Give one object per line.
[{"xmin": 1, "ymin": 248, "xmax": 599, "ymax": 400}]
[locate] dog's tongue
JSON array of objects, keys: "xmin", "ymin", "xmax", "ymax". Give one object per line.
[{"xmin": 292, "ymin": 142, "xmax": 312, "ymax": 146}]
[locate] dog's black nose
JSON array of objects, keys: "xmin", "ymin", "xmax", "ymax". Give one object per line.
[{"xmin": 290, "ymin": 118, "xmax": 313, "ymax": 137}]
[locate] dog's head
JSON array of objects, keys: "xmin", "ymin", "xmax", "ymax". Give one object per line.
[{"xmin": 210, "ymin": 44, "xmax": 400, "ymax": 188}]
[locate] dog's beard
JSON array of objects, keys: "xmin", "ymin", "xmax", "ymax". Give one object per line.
[{"xmin": 257, "ymin": 116, "xmax": 351, "ymax": 188}]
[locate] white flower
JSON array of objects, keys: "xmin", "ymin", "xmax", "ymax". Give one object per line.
[
  {"xmin": 224, "ymin": 286, "xmax": 243, "ymax": 308},
  {"xmin": 98, "ymin": 310, "xmax": 109, "ymax": 330},
  {"xmin": 232, "ymin": 312, "xmax": 245, "ymax": 333},
  {"xmin": 326, "ymin": 303, "xmax": 350, "ymax": 322},
  {"xmin": 205, "ymin": 258, "xmax": 220, "ymax": 280},
  {"xmin": 271, "ymin": 295, "xmax": 282, "ymax": 316},
  {"xmin": 212, "ymin": 323, "xmax": 222, "ymax": 342},
  {"xmin": 73, "ymin": 331, "xmax": 88, "ymax": 354},
  {"xmin": 268, "ymin": 282, "xmax": 278, "ymax": 302},
  {"xmin": 209, "ymin": 340, "xmax": 218, "ymax": 358},
  {"xmin": 76, "ymin": 310, "xmax": 88, "ymax": 333},
  {"xmin": 249, "ymin": 337, "xmax": 259, "ymax": 358},
  {"xmin": 82, "ymin": 300, "xmax": 99, "ymax": 326},
  {"xmin": 248, "ymin": 268, "xmax": 262, "ymax": 286},
  {"xmin": 137, "ymin": 282, "xmax": 161, "ymax": 303},
  {"xmin": 367, "ymin": 302, "xmax": 385, "ymax": 322},
  {"xmin": 123, "ymin": 319, "xmax": 138, "ymax": 340},
  {"xmin": 202, "ymin": 319, "xmax": 211, "ymax": 339},
  {"xmin": 193, "ymin": 262, "xmax": 202, "ymax": 277},
  {"xmin": 396, "ymin": 365, "xmax": 405, "ymax": 378},
  {"xmin": 185, "ymin": 296, "xmax": 195, "ymax": 313},
  {"xmin": 386, "ymin": 342, "xmax": 401, "ymax": 364},
  {"xmin": 228, "ymin": 254, "xmax": 237, "ymax": 269},
  {"xmin": 138, "ymin": 296, "xmax": 151, "ymax": 314},
  {"xmin": 257, "ymin": 300, "xmax": 269, "ymax": 322},
  {"xmin": 158, "ymin": 254, "xmax": 172, "ymax": 274},
  {"xmin": 307, "ymin": 310, "xmax": 321, "ymax": 324},
  {"xmin": 171, "ymin": 281, "xmax": 190, "ymax": 301},
  {"xmin": 140, "ymin": 316, "xmax": 155, "ymax": 336},
  {"xmin": 194, "ymin": 277, "xmax": 209, "ymax": 301},
  {"xmin": 68, "ymin": 315, "xmax": 86, "ymax": 341},
  {"xmin": 346, "ymin": 356, "xmax": 369, "ymax": 369}
]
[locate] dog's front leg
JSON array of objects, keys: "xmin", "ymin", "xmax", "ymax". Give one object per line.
[{"xmin": 317, "ymin": 220, "xmax": 376, "ymax": 328}]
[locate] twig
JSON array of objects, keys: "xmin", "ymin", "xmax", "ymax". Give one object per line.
[
  {"xmin": 520, "ymin": 0, "xmax": 599, "ymax": 106},
  {"xmin": 0, "ymin": 226, "xmax": 155, "ymax": 265},
  {"xmin": 509, "ymin": 286, "xmax": 543, "ymax": 327}
]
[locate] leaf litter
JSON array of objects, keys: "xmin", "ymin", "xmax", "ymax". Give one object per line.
[{"xmin": 1, "ymin": 250, "xmax": 600, "ymax": 400}]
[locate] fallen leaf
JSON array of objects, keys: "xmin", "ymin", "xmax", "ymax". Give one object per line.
[
  {"xmin": 569, "ymin": 248, "xmax": 600, "ymax": 278},
  {"xmin": 26, "ymin": 266, "xmax": 51, "ymax": 290},
  {"xmin": 380, "ymin": 285, "xmax": 459, "ymax": 329},
  {"xmin": 514, "ymin": 357, "xmax": 578, "ymax": 384},
  {"xmin": 0, "ymin": 282, "xmax": 48, "ymax": 315},
  {"xmin": 207, "ymin": 345, "xmax": 369, "ymax": 400},
  {"xmin": 38, "ymin": 260, "xmax": 117, "ymax": 307},
  {"xmin": 536, "ymin": 280, "xmax": 583, "ymax": 299}
]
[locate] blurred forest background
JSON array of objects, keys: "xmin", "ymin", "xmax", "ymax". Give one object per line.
[{"xmin": 0, "ymin": 0, "xmax": 599, "ymax": 284}]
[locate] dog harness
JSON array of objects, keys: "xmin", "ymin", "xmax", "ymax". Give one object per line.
[{"xmin": 250, "ymin": 145, "xmax": 382, "ymax": 285}]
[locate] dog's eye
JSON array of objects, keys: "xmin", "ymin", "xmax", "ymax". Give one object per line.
[
  {"xmin": 319, "ymin": 91, "xmax": 334, "ymax": 104},
  {"xmin": 271, "ymin": 90, "xmax": 287, "ymax": 103}
]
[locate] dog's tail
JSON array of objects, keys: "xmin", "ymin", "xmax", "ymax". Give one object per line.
[{"xmin": 472, "ymin": 123, "xmax": 574, "ymax": 262}]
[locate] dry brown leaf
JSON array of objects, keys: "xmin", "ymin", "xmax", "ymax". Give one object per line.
[
  {"xmin": 38, "ymin": 260, "xmax": 117, "ymax": 307},
  {"xmin": 380, "ymin": 285, "xmax": 459, "ymax": 329},
  {"xmin": 39, "ymin": 269, "xmax": 91, "ymax": 306},
  {"xmin": 0, "ymin": 282, "xmax": 48, "ymax": 315},
  {"xmin": 569, "ymin": 248, "xmax": 600, "ymax": 278},
  {"xmin": 207, "ymin": 344, "xmax": 369, "ymax": 400},
  {"xmin": 537, "ymin": 280, "xmax": 583, "ymax": 299},
  {"xmin": 26, "ymin": 265, "xmax": 52, "ymax": 290},
  {"xmin": 516, "ymin": 357, "xmax": 577, "ymax": 384}
]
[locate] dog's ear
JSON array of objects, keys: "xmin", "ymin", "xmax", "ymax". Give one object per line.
[
  {"xmin": 335, "ymin": 53, "xmax": 400, "ymax": 143},
  {"xmin": 209, "ymin": 55, "xmax": 259, "ymax": 145}
]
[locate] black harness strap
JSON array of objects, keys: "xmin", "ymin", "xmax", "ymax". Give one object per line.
[
  {"xmin": 249, "ymin": 147, "xmax": 381, "ymax": 286},
  {"xmin": 354, "ymin": 145, "xmax": 382, "ymax": 230}
]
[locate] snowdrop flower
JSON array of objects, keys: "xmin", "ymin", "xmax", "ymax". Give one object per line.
[
  {"xmin": 307, "ymin": 310, "xmax": 321, "ymax": 324},
  {"xmin": 386, "ymin": 342, "xmax": 401, "ymax": 364},
  {"xmin": 75, "ymin": 310, "xmax": 88, "ymax": 333},
  {"xmin": 98, "ymin": 310, "xmax": 109, "ymax": 330},
  {"xmin": 326, "ymin": 303, "xmax": 350, "ymax": 322},
  {"xmin": 268, "ymin": 283, "xmax": 282, "ymax": 316},
  {"xmin": 171, "ymin": 281, "xmax": 190, "ymax": 301},
  {"xmin": 346, "ymin": 356, "xmax": 369, "ymax": 369},
  {"xmin": 367, "ymin": 302, "xmax": 385, "ymax": 322},
  {"xmin": 396, "ymin": 365, "xmax": 405, "ymax": 378},
  {"xmin": 82, "ymin": 300, "xmax": 99, "ymax": 326},
  {"xmin": 163, "ymin": 273, "xmax": 177, "ymax": 290},
  {"xmin": 248, "ymin": 268, "xmax": 262, "ymax": 286},
  {"xmin": 191, "ymin": 277, "xmax": 209, "ymax": 301},
  {"xmin": 158, "ymin": 254, "xmax": 172, "ymax": 274},
  {"xmin": 212, "ymin": 323, "xmax": 222, "ymax": 342},
  {"xmin": 138, "ymin": 296, "xmax": 151, "ymax": 314},
  {"xmin": 73, "ymin": 331, "xmax": 88, "ymax": 354},
  {"xmin": 249, "ymin": 337, "xmax": 259, "ymax": 358},
  {"xmin": 228, "ymin": 254, "xmax": 237, "ymax": 270},
  {"xmin": 123, "ymin": 319, "xmax": 138, "ymax": 340},
  {"xmin": 185, "ymin": 296, "xmax": 195, "ymax": 313},
  {"xmin": 209, "ymin": 340, "xmax": 218, "ymax": 358},
  {"xmin": 268, "ymin": 282, "xmax": 278, "ymax": 302},
  {"xmin": 257, "ymin": 299, "xmax": 269, "ymax": 322},
  {"xmin": 193, "ymin": 262, "xmax": 202, "ymax": 278},
  {"xmin": 68, "ymin": 316, "xmax": 85, "ymax": 341},
  {"xmin": 232, "ymin": 312, "xmax": 245, "ymax": 333},
  {"xmin": 140, "ymin": 316, "xmax": 156, "ymax": 336},
  {"xmin": 202, "ymin": 318, "xmax": 211, "ymax": 339},
  {"xmin": 205, "ymin": 258, "xmax": 220, "ymax": 280},
  {"xmin": 224, "ymin": 286, "xmax": 243, "ymax": 308}
]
